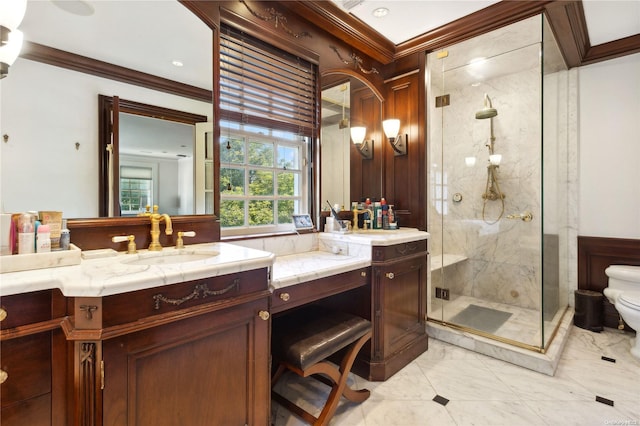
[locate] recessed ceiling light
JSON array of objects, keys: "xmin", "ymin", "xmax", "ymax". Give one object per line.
[
  {"xmin": 172, "ymin": 60, "xmax": 184, "ymax": 67},
  {"xmin": 372, "ymin": 7, "xmax": 389, "ymax": 18}
]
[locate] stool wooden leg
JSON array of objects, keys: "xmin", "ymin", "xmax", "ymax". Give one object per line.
[
  {"xmin": 312, "ymin": 330, "xmax": 371, "ymax": 425},
  {"xmin": 271, "ymin": 329, "xmax": 372, "ymax": 426}
]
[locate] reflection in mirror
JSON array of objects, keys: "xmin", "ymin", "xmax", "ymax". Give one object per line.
[
  {"xmin": 320, "ymin": 74, "xmax": 383, "ymax": 210},
  {"xmin": 0, "ymin": 1, "xmax": 212, "ymax": 218},
  {"xmin": 321, "ymin": 81, "xmax": 351, "ymax": 209}
]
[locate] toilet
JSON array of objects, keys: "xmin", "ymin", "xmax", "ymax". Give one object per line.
[{"xmin": 604, "ymin": 265, "xmax": 640, "ymax": 359}]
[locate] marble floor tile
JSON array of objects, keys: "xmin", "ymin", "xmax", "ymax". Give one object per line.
[{"xmin": 271, "ymin": 326, "xmax": 640, "ymax": 426}]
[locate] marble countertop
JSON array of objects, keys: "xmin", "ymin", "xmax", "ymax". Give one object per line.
[
  {"xmin": 269, "ymin": 228, "xmax": 429, "ymax": 291},
  {"xmin": 0, "ymin": 229, "xmax": 429, "ymax": 298},
  {"xmin": 319, "ymin": 228, "xmax": 429, "ymax": 246},
  {"xmin": 270, "ymin": 251, "xmax": 370, "ymax": 290},
  {"xmin": 0, "ymin": 242, "xmax": 275, "ymax": 297}
]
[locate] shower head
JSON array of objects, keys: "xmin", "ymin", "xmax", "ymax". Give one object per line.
[{"xmin": 475, "ymin": 93, "xmax": 498, "ymax": 119}]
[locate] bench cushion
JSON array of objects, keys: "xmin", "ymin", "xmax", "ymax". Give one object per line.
[{"xmin": 273, "ymin": 305, "xmax": 371, "ymax": 371}]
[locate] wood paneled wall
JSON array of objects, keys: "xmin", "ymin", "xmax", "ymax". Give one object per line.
[{"xmin": 577, "ymin": 236, "xmax": 640, "ymax": 330}]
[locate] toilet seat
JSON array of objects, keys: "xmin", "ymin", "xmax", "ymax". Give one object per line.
[{"xmin": 618, "ymin": 291, "xmax": 640, "ymax": 309}]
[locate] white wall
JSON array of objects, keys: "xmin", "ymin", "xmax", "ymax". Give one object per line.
[
  {"xmin": 578, "ymin": 53, "xmax": 640, "ymax": 239},
  {"xmin": 0, "ymin": 59, "xmax": 211, "ymax": 218}
]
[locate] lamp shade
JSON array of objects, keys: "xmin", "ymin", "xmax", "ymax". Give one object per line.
[
  {"xmin": 382, "ymin": 119, "xmax": 400, "ymax": 139},
  {"xmin": 350, "ymin": 126, "xmax": 366, "ymax": 145},
  {"xmin": 0, "ymin": 29, "xmax": 23, "ymax": 66},
  {"xmin": 0, "ymin": 0, "xmax": 27, "ymax": 32}
]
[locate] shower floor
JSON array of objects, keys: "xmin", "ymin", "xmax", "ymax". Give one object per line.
[
  {"xmin": 427, "ymin": 293, "xmax": 573, "ymax": 375},
  {"xmin": 429, "ymin": 294, "xmax": 565, "ymax": 349}
]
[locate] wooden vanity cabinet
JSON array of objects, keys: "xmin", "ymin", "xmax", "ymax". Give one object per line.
[
  {"xmin": 368, "ymin": 240, "xmax": 429, "ymax": 380},
  {"xmin": 0, "ymin": 290, "xmax": 69, "ymax": 426},
  {"xmin": 66, "ymin": 268, "xmax": 271, "ymax": 426}
]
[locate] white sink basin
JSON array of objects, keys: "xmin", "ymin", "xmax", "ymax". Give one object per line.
[{"xmin": 121, "ymin": 250, "xmax": 219, "ymax": 266}]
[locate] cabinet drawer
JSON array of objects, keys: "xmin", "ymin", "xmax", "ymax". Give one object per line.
[
  {"xmin": 271, "ymin": 267, "xmax": 369, "ymax": 314},
  {"xmin": 0, "ymin": 332, "xmax": 52, "ymax": 407},
  {"xmin": 372, "ymin": 240, "xmax": 427, "ymax": 262},
  {"xmin": 102, "ymin": 268, "xmax": 269, "ymax": 327},
  {"xmin": 0, "ymin": 291, "xmax": 51, "ymax": 329}
]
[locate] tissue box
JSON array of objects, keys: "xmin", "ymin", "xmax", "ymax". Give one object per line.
[{"xmin": 0, "ymin": 244, "xmax": 81, "ymax": 273}]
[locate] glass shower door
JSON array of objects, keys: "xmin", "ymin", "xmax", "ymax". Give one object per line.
[{"xmin": 427, "ymin": 16, "xmax": 547, "ymax": 349}]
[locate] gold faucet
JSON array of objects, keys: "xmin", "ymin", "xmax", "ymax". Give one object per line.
[
  {"xmin": 352, "ymin": 208, "xmax": 374, "ymax": 231},
  {"xmin": 147, "ymin": 205, "xmax": 173, "ymax": 251}
]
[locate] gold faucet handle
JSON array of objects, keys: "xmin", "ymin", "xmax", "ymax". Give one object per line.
[
  {"xmin": 112, "ymin": 235, "xmax": 137, "ymax": 254},
  {"xmin": 175, "ymin": 231, "xmax": 196, "ymax": 249}
]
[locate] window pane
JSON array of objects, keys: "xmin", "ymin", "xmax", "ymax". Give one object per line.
[
  {"xmin": 277, "ymin": 145, "xmax": 299, "ymax": 170},
  {"xmin": 220, "ymin": 167, "xmax": 245, "ymax": 194},
  {"xmin": 278, "ymin": 200, "xmax": 295, "ymax": 224},
  {"xmin": 249, "ymin": 170, "xmax": 273, "ymax": 196},
  {"xmin": 221, "ymin": 136, "xmax": 245, "ymax": 164},
  {"xmin": 120, "ymin": 177, "xmax": 151, "ymax": 214},
  {"xmin": 249, "ymin": 200, "xmax": 274, "ymax": 225},
  {"xmin": 220, "ymin": 200, "xmax": 245, "ymax": 227},
  {"xmin": 277, "ymin": 171, "xmax": 298, "ymax": 196},
  {"xmin": 205, "ymin": 162, "xmax": 213, "ymax": 190},
  {"xmin": 249, "ymin": 141, "xmax": 273, "ymax": 167}
]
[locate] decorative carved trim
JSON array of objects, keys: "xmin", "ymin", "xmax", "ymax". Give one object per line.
[
  {"xmin": 329, "ymin": 46, "xmax": 379, "ymax": 74},
  {"xmin": 79, "ymin": 342, "xmax": 97, "ymax": 426},
  {"xmin": 240, "ymin": 0, "xmax": 311, "ymax": 39},
  {"xmin": 153, "ymin": 279, "xmax": 240, "ymax": 309}
]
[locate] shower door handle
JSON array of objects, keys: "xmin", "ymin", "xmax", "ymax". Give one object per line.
[{"xmin": 506, "ymin": 211, "xmax": 533, "ymax": 222}]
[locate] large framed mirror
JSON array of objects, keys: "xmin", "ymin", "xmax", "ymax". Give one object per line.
[
  {"xmin": 321, "ymin": 71, "xmax": 384, "ymax": 210},
  {"xmin": 0, "ymin": 1, "xmax": 212, "ymax": 218}
]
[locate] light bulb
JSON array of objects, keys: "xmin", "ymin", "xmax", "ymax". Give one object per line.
[
  {"xmin": 489, "ymin": 154, "xmax": 502, "ymax": 165},
  {"xmin": 465, "ymin": 157, "xmax": 476, "ymax": 167}
]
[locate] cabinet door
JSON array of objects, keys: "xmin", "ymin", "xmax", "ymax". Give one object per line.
[
  {"xmin": 373, "ymin": 253, "xmax": 427, "ymax": 360},
  {"xmin": 102, "ymin": 297, "xmax": 270, "ymax": 426}
]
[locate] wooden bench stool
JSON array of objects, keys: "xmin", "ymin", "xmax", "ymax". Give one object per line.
[{"xmin": 271, "ymin": 305, "xmax": 372, "ymax": 426}]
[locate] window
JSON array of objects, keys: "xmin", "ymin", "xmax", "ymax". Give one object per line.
[
  {"xmin": 120, "ymin": 165, "xmax": 154, "ymax": 215},
  {"xmin": 220, "ymin": 24, "xmax": 317, "ymax": 236}
]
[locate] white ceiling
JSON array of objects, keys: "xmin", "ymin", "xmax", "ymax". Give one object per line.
[{"xmin": 332, "ymin": 0, "xmax": 640, "ymax": 47}]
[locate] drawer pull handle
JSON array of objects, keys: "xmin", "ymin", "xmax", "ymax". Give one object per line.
[
  {"xmin": 361, "ymin": 271, "xmax": 367, "ymax": 277},
  {"xmin": 279, "ymin": 293, "xmax": 290, "ymax": 302},
  {"xmin": 80, "ymin": 304, "xmax": 99, "ymax": 320},
  {"xmin": 153, "ymin": 279, "xmax": 240, "ymax": 310},
  {"xmin": 0, "ymin": 369, "xmax": 7, "ymax": 384},
  {"xmin": 259, "ymin": 310, "xmax": 270, "ymax": 321},
  {"xmin": 385, "ymin": 272, "xmax": 395, "ymax": 279},
  {"xmin": 0, "ymin": 308, "xmax": 6, "ymax": 322}
]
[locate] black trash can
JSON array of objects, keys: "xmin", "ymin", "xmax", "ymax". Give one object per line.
[{"xmin": 574, "ymin": 289, "xmax": 604, "ymax": 332}]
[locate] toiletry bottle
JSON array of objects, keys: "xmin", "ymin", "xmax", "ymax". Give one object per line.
[
  {"xmin": 37, "ymin": 224, "xmax": 51, "ymax": 253},
  {"xmin": 29, "ymin": 210, "xmax": 41, "ymax": 252},
  {"xmin": 60, "ymin": 219, "xmax": 70, "ymax": 250},
  {"xmin": 17, "ymin": 213, "xmax": 35, "ymax": 254}
]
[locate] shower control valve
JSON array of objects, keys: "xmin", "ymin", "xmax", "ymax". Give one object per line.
[{"xmin": 506, "ymin": 211, "xmax": 533, "ymax": 222}]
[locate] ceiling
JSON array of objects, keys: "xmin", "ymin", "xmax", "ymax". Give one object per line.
[{"xmin": 331, "ymin": 0, "xmax": 640, "ymax": 47}]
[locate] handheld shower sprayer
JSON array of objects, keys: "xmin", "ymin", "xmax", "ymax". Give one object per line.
[{"xmin": 475, "ymin": 93, "xmax": 505, "ymax": 224}]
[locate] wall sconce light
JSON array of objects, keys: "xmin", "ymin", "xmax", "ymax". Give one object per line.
[
  {"xmin": 0, "ymin": 0, "xmax": 27, "ymax": 79},
  {"xmin": 350, "ymin": 126, "xmax": 373, "ymax": 160},
  {"xmin": 465, "ymin": 156, "xmax": 476, "ymax": 167},
  {"xmin": 382, "ymin": 119, "xmax": 407, "ymax": 156}
]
